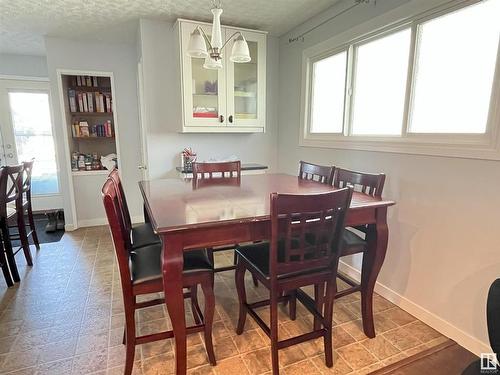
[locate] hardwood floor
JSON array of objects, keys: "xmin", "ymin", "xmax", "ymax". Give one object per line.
[{"xmin": 370, "ymin": 340, "xmax": 478, "ymax": 375}]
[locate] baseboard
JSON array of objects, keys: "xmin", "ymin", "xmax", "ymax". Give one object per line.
[
  {"xmin": 77, "ymin": 218, "xmax": 108, "ymax": 228},
  {"xmin": 68, "ymin": 215, "xmax": 144, "ymax": 230},
  {"xmin": 338, "ymin": 260, "xmax": 491, "ymax": 357}
]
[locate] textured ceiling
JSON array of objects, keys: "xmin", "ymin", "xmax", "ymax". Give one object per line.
[{"xmin": 0, "ymin": 0, "xmax": 341, "ymax": 56}]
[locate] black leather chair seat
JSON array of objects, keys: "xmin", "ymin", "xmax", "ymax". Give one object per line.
[
  {"xmin": 341, "ymin": 229, "xmax": 366, "ymax": 256},
  {"xmin": 131, "ymin": 223, "xmax": 161, "ymax": 250},
  {"xmin": 236, "ymin": 239, "xmax": 324, "ymax": 279},
  {"xmin": 305, "ymin": 229, "xmax": 366, "ymax": 256},
  {"xmin": 130, "ymin": 243, "xmax": 212, "ymax": 285}
]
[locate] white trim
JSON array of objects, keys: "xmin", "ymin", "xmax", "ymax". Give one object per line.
[
  {"xmin": 299, "ymin": 0, "xmax": 500, "ymax": 160},
  {"xmin": 71, "ymin": 170, "xmax": 111, "ymax": 176},
  {"xmin": 77, "ymin": 215, "xmax": 144, "ymax": 229},
  {"xmin": 56, "ymin": 68, "xmax": 121, "ymax": 230},
  {"xmin": 0, "ymin": 75, "xmax": 49, "ymax": 82},
  {"xmin": 338, "ymin": 260, "xmax": 491, "ymax": 357}
]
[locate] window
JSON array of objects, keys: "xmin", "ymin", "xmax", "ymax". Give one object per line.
[
  {"xmin": 409, "ymin": 0, "xmax": 500, "ymax": 133},
  {"xmin": 351, "ymin": 29, "xmax": 411, "ymax": 136},
  {"xmin": 310, "ymin": 51, "xmax": 347, "ymax": 133},
  {"xmin": 301, "ymin": 0, "xmax": 500, "ymax": 158},
  {"xmin": 8, "ymin": 92, "xmax": 59, "ymax": 195}
]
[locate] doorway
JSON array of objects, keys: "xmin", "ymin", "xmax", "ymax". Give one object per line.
[{"xmin": 0, "ymin": 79, "xmax": 63, "ymax": 211}]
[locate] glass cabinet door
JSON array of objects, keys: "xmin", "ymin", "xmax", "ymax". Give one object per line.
[
  {"xmin": 225, "ymin": 28, "xmax": 266, "ymax": 129},
  {"xmin": 181, "ymin": 22, "xmax": 226, "ymax": 127}
]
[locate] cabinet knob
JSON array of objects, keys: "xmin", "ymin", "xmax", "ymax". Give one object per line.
[
  {"xmin": 219, "ymin": 115, "xmax": 224, "ymax": 123},
  {"xmin": 229, "ymin": 115, "xmax": 233, "ymax": 123}
]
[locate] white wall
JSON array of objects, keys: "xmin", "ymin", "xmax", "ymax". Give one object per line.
[
  {"xmin": 0, "ymin": 53, "xmax": 48, "ymax": 78},
  {"xmin": 278, "ymin": 0, "xmax": 500, "ymax": 355},
  {"xmin": 138, "ymin": 19, "xmax": 279, "ymax": 180},
  {"xmin": 45, "ymin": 37, "xmax": 143, "ymax": 228}
]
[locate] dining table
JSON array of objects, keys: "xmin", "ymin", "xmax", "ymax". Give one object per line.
[{"xmin": 139, "ymin": 173, "xmax": 395, "ymax": 374}]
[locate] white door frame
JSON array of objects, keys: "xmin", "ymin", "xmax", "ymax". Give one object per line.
[{"xmin": 0, "ymin": 78, "xmax": 64, "ymax": 211}]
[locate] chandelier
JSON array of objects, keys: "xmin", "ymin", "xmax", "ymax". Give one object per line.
[{"xmin": 186, "ymin": 0, "xmax": 251, "ymax": 69}]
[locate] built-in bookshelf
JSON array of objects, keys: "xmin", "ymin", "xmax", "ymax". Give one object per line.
[{"xmin": 61, "ymin": 74, "xmax": 117, "ymax": 174}]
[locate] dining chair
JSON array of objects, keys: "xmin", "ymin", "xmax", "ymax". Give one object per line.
[
  {"xmin": 0, "ymin": 164, "xmax": 34, "ymax": 282},
  {"xmin": 235, "ymin": 187, "xmax": 353, "ymax": 374},
  {"xmin": 298, "ymin": 160, "xmax": 335, "ymax": 185},
  {"xmin": 332, "ymin": 167, "xmax": 385, "ymax": 298},
  {"xmin": 192, "ymin": 160, "xmax": 241, "ymax": 181},
  {"xmin": 108, "ymin": 168, "xmax": 161, "ymax": 250},
  {"xmin": 19, "ymin": 159, "xmax": 40, "ymax": 250},
  {"xmin": 191, "ymin": 161, "xmax": 258, "ymax": 281},
  {"xmin": 0, "ymin": 220, "xmax": 13, "ymax": 287},
  {"xmin": 102, "ymin": 178, "xmax": 216, "ymax": 375}
]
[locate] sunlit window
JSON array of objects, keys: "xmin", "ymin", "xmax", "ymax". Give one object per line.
[
  {"xmin": 351, "ymin": 29, "xmax": 411, "ymax": 135},
  {"xmin": 409, "ymin": 0, "xmax": 500, "ymax": 133},
  {"xmin": 310, "ymin": 51, "xmax": 347, "ymax": 133},
  {"xmin": 302, "ymin": 0, "xmax": 500, "ymax": 155},
  {"xmin": 8, "ymin": 92, "xmax": 59, "ymax": 195}
]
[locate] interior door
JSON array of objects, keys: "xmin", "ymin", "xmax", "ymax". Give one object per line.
[{"xmin": 0, "ymin": 79, "xmax": 63, "ymax": 211}]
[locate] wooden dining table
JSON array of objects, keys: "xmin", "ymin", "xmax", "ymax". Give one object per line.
[{"xmin": 139, "ymin": 173, "xmax": 395, "ymax": 374}]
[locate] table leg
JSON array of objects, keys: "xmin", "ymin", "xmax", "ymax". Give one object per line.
[
  {"xmin": 162, "ymin": 234, "xmax": 187, "ymax": 374},
  {"xmin": 360, "ymin": 207, "xmax": 388, "ymax": 338}
]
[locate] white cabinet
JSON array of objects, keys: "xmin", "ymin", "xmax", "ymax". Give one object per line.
[{"xmin": 177, "ymin": 19, "xmax": 266, "ymax": 133}]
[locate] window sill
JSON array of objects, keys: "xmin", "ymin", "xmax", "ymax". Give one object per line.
[{"xmin": 299, "ymin": 135, "xmax": 500, "ymax": 161}]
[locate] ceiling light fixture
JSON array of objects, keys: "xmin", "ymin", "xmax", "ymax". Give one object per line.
[{"xmin": 186, "ymin": 0, "xmax": 251, "ymax": 69}]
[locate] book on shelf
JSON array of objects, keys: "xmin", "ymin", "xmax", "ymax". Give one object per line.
[
  {"xmin": 72, "ymin": 120, "xmax": 113, "ymax": 138},
  {"xmin": 79, "ymin": 121, "xmax": 90, "ymax": 137},
  {"xmin": 87, "ymin": 92, "xmax": 94, "ymax": 112},
  {"xmin": 85, "ymin": 76, "xmax": 92, "ymax": 86},
  {"xmin": 99, "ymin": 93, "xmax": 105, "ymax": 113},
  {"xmin": 82, "ymin": 93, "xmax": 88, "ymax": 112},
  {"xmin": 77, "ymin": 92, "xmax": 84, "ymax": 112},
  {"xmin": 105, "ymin": 94, "xmax": 111, "ymax": 113},
  {"xmin": 92, "ymin": 76, "xmax": 98, "ymax": 87},
  {"xmin": 76, "ymin": 76, "xmax": 82, "ymax": 86},
  {"xmin": 68, "ymin": 89, "xmax": 77, "ymax": 112}
]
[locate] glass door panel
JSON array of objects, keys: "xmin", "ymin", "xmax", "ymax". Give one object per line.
[
  {"xmin": 234, "ymin": 41, "xmax": 258, "ymax": 120},
  {"xmin": 226, "ymin": 29, "xmax": 266, "ymax": 129},
  {"xmin": 8, "ymin": 92, "xmax": 59, "ymax": 195},
  {"xmin": 181, "ymin": 22, "xmax": 226, "ymax": 127},
  {"xmin": 192, "ymin": 57, "xmax": 219, "ymax": 119}
]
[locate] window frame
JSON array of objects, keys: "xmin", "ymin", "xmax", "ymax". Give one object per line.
[{"xmin": 299, "ymin": 0, "xmax": 500, "ymax": 160}]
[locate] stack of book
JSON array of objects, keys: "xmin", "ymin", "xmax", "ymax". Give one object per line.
[
  {"xmin": 75, "ymin": 76, "xmax": 99, "ymax": 87},
  {"xmin": 68, "ymin": 90, "xmax": 112, "ymax": 113},
  {"xmin": 72, "ymin": 120, "xmax": 114, "ymax": 138}
]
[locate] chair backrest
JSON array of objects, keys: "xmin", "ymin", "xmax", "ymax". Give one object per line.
[
  {"xmin": 102, "ymin": 178, "xmax": 133, "ymax": 288},
  {"xmin": 22, "ymin": 158, "xmax": 35, "ymax": 194},
  {"xmin": 0, "ymin": 165, "xmax": 24, "ymax": 217},
  {"xmin": 192, "ymin": 161, "xmax": 241, "ymax": 180},
  {"xmin": 298, "ymin": 161, "xmax": 334, "ymax": 185},
  {"xmin": 108, "ymin": 168, "xmax": 132, "ymax": 232},
  {"xmin": 333, "ymin": 168, "xmax": 385, "ymax": 197},
  {"xmin": 269, "ymin": 187, "xmax": 353, "ymax": 279}
]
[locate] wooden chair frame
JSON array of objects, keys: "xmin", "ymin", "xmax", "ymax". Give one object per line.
[
  {"xmin": 332, "ymin": 167, "xmax": 386, "ymax": 300},
  {"xmin": 298, "ymin": 161, "xmax": 335, "ymax": 185},
  {"xmin": 0, "ymin": 164, "xmax": 35, "ymax": 283},
  {"xmin": 235, "ymin": 188, "xmax": 353, "ymax": 374},
  {"xmin": 190, "ymin": 161, "xmax": 258, "ymax": 283},
  {"xmin": 102, "ymin": 179, "xmax": 216, "ymax": 375}
]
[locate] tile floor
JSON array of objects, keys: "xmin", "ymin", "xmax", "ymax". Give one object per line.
[{"xmin": 0, "ymin": 226, "xmax": 449, "ymax": 374}]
